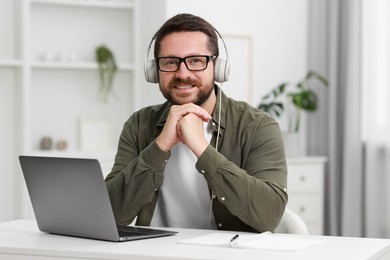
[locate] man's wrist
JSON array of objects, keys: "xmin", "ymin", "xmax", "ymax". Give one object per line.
[
  {"xmin": 191, "ymin": 141, "xmax": 208, "ymax": 158},
  {"xmin": 156, "ymin": 136, "xmax": 171, "ymax": 152}
]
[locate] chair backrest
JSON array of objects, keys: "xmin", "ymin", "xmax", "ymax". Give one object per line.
[{"xmin": 274, "ymin": 208, "xmax": 309, "ymax": 234}]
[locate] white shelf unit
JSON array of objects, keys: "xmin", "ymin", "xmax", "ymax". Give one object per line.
[
  {"xmin": 30, "ymin": 61, "xmax": 134, "ymax": 71},
  {"xmin": 17, "ymin": 0, "xmax": 137, "ymax": 156},
  {"xmin": 0, "ymin": 60, "xmax": 23, "ymax": 68},
  {"xmin": 286, "ymin": 157, "xmax": 327, "ymax": 235},
  {"xmin": 0, "ymin": 0, "xmax": 141, "ymax": 220},
  {"xmin": 30, "ymin": 0, "xmax": 134, "ymax": 9}
]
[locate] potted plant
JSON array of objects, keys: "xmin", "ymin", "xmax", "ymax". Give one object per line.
[
  {"xmin": 95, "ymin": 45, "xmax": 118, "ymax": 102},
  {"xmin": 258, "ymin": 70, "xmax": 328, "ymax": 156},
  {"xmin": 258, "ymin": 70, "xmax": 328, "ymax": 133}
]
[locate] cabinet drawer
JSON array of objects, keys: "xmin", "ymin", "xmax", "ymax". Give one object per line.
[
  {"xmin": 286, "ymin": 194, "xmax": 322, "ymax": 223},
  {"xmin": 287, "ymin": 170, "xmax": 323, "ymax": 192}
]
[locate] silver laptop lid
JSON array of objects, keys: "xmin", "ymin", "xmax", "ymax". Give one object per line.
[{"xmin": 19, "ymin": 156, "xmax": 121, "ymax": 241}]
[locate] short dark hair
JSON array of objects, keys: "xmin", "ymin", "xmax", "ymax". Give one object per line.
[{"xmin": 153, "ymin": 13, "xmax": 219, "ymax": 58}]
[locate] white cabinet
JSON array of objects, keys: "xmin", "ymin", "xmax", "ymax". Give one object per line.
[{"xmin": 286, "ymin": 157, "xmax": 327, "ymax": 235}]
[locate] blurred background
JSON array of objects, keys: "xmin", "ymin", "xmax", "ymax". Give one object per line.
[{"xmin": 1, "ymin": 0, "xmax": 389, "ymax": 238}]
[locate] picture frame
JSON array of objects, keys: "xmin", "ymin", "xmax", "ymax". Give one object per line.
[{"xmin": 220, "ymin": 34, "xmax": 253, "ymax": 104}]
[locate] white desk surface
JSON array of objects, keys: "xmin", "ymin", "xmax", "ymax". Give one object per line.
[{"xmin": 1, "ymin": 220, "xmax": 390, "ymax": 260}]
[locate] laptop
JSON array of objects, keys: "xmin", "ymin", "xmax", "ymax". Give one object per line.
[{"xmin": 19, "ymin": 155, "xmax": 177, "ymax": 242}]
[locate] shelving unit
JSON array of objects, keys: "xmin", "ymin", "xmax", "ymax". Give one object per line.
[
  {"xmin": 15, "ymin": 0, "xmax": 137, "ymax": 156},
  {"xmin": 29, "ymin": 61, "xmax": 134, "ymax": 71},
  {"xmin": 31, "ymin": 0, "xmax": 134, "ymax": 9},
  {"xmin": 0, "ymin": 0, "xmax": 141, "ymax": 219},
  {"xmin": 0, "ymin": 60, "xmax": 23, "ymax": 68}
]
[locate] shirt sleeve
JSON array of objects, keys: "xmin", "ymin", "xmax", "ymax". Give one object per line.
[
  {"xmin": 195, "ymin": 115, "xmax": 288, "ymax": 232},
  {"xmin": 105, "ymin": 114, "xmax": 170, "ymax": 225}
]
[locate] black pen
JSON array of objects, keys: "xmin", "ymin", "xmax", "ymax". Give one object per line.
[{"xmin": 229, "ymin": 234, "xmax": 239, "ymax": 247}]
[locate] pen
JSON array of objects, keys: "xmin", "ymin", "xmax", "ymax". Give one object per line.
[{"xmin": 229, "ymin": 234, "xmax": 239, "ymax": 247}]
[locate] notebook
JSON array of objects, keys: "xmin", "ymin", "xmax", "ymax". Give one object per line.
[
  {"xmin": 19, "ymin": 155, "xmax": 177, "ymax": 242},
  {"xmin": 177, "ymin": 232, "xmax": 325, "ymax": 252}
]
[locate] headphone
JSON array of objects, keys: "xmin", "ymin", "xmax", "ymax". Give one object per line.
[{"xmin": 144, "ymin": 29, "xmax": 230, "ymax": 83}]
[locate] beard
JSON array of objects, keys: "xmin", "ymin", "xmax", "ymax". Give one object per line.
[{"xmin": 160, "ymin": 78, "xmax": 214, "ymax": 106}]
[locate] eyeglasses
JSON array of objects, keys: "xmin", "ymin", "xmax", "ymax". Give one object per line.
[{"xmin": 156, "ymin": 55, "xmax": 216, "ymax": 72}]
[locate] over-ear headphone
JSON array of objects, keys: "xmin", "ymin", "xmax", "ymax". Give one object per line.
[{"xmin": 144, "ymin": 30, "xmax": 230, "ymax": 84}]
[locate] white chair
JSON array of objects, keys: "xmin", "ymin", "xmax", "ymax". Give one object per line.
[{"xmin": 274, "ymin": 208, "xmax": 309, "ymax": 234}]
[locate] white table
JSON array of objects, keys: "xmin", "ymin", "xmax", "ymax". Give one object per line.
[{"xmin": 0, "ymin": 220, "xmax": 390, "ymax": 260}]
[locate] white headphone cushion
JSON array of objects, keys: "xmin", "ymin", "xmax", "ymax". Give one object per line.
[
  {"xmin": 144, "ymin": 60, "xmax": 159, "ymax": 83},
  {"xmin": 214, "ymin": 57, "xmax": 230, "ymax": 83}
]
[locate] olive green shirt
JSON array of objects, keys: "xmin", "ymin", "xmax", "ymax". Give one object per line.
[{"xmin": 105, "ymin": 86, "xmax": 288, "ymax": 233}]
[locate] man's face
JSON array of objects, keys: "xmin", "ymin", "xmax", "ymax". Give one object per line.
[{"xmin": 157, "ymin": 31, "xmax": 215, "ymax": 106}]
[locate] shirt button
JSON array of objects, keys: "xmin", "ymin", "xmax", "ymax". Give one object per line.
[
  {"xmin": 218, "ymin": 223, "xmax": 223, "ymax": 228},
  {"xmin": 164, "ymin": 160, "xmax": 168, "ymax": 163},
  {"xmin": 283, "ymin": 187, "xmax": 287, "ymax": 192},
  {"xmin": 201, "ymin": 170, "xmax": 205, "ymax": 174},
  {"xmin": 221, "ymin": 197, "xmax": 225, "ymax": 201}
]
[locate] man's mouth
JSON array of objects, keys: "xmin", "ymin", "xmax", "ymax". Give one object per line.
[{"xmin": 175, "ymin": 85, "xmax": 193, "ymax": 89}]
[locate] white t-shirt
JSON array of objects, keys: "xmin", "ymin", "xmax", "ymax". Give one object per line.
[{"xmin": 150, "ymin": 121, "xmax": 216, "ymax": 229}]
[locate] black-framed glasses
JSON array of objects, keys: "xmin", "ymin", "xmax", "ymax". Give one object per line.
[{"xmin": 156, "ymin": 55, "xmax": 216, "ymax": 72}]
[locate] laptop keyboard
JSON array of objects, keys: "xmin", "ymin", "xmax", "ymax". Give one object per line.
[{"xmin": 118, "ymin": 230, "xmax": 144, "ymax": 237}]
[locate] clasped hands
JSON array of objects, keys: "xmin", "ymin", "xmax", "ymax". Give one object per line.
[{"xmin": 156, "ymin": 103, "xmax": 212, "ymax": 158}]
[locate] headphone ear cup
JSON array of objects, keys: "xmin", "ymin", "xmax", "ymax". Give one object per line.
[
  {"xmin": 144, "ymin": 60, "xmax": 159, "ymax": 83},
  {"xmin": 214, "ymin": 57, "xmax": 230, "ymax": 83}
]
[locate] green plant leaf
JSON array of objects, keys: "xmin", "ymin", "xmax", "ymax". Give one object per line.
[
  {"xmin": 276, "ymin": 83, "xmax": 287, "ymax": 95},
  {"xmin": 95, "ymin": 45, "xmax": 118, "ymax": 102},
  {"xmin": 257, "ymin": 70, "xmax": 328, "ymax": 127},
  {"xmin": 261, "ymin": 82, "xmax": 288, "ymax": 100},
  {"xmin": 306, "ymin": 70, "xmax": 329, "ymax": 86},
  {"xmin": 258, "ymin": 102, "xmax": 284, "ymax": 117},
  {"xmin": 296, "ymin": 81, "xmax": 305, "ymax": 89},
  {"xmin": 289, "ymin": 90, "xmax": 318, "ymax": 111}
]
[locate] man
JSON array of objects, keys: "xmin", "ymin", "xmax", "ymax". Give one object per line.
[{"xmin": 105, "ymin": 13, "xmax": 287, "ymax": 233}]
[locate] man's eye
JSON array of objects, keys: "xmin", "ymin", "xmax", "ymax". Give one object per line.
[
  {"xmin": 166, "ymin": 60, "xmax": 177, "ymax": 65},
  {"xmin": 189, "ymin": 58, "xmax": 202, "ymax": 64},
  {"xmin": 164, "ymin": 59, "xmax": 178, "ymax": 65}
]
